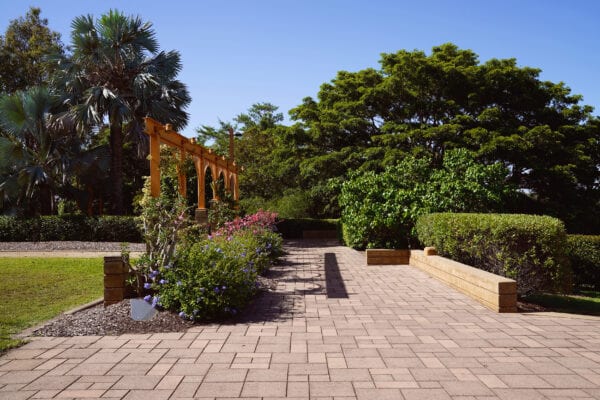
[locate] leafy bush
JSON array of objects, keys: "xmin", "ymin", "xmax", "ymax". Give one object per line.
[
  {"xmin": 0, "ymin": 215, "xmax": 141, "ymax": 242},
  {"xmin": 566, "ymin": 235, "xmax": 600, "ymax": 290},
  {"xmin": 138, "ymin": 206, "xmax": 283, "ymax": 320},
  {"xmin": 0, "ymin": 216, "xmax": 40, "ymax": 241},
  {"xmin": 93, "ymin": 216, "xmax": 141, "ymax": 242},
  {"xmin": 416, "ymin": 213, "xmax": 572, "ymax": 295},
  {"xmin": 148, "ymin": 239, "xmax": 259, "ymax": 320},
  {"xmin": 276, "ymin": 218, "xmax": 340, "ymax": 239},
  {"xmin": 339, "ymin": 149, "xmax": 513, "ymax": 249},
  {"xmin": 208, "ymin": 199, "xmax": 238, "ymax": 231}
]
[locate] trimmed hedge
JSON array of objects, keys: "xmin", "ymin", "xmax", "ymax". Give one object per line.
[
  {"xmin": 416, "ymin": 213, "xmax": 572, "ymax": 295},
  {"xmin": 566, "ymin": 235, "xmax": 600, "ymax": 290},
  {"xmin": 276, "ymin": 218, "xmax": 340, "ymax": 239},
  {"xmin": 0, "ymin": 215, "xmax": 142, "ymax": 242}
]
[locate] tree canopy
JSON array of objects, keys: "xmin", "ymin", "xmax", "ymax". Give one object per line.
[{"xmin": 0, "ymin": 7, "xmax": 64, "ymax": 94}]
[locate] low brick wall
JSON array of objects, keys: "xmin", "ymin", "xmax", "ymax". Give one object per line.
[
  {"xmin": 366, "ymin": 249, "xmax": 410, "ymax": 265},
  {"xmin": 409, "ymin": 250, "xmax": 517, "ymax": 313},
  {"xmin": 103, "ymin": 256, "xmax": 128, "ymax": 307}
]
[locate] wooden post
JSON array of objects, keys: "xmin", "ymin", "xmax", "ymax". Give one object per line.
[
  {"xmin": 177, "ymin": 146, "xmax": 186, "ymax": 196},
  {"xmin": 149, "ymin": 130, "xmax": 161, "ymax": 198}
]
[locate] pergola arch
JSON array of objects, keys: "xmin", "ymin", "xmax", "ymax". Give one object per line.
[{"xmin": 144, "ymin": 117, "xmax": 240, "ymax": 222}]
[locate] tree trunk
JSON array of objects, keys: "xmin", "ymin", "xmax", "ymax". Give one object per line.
[{"xmin": 109, "ymin": 115, "xmax": 125, "ymax": 215}]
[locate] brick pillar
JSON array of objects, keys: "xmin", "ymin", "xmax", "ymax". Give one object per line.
[{"xmin": 104, "ymin": 256, "xmax": 128, "ymax": 307}]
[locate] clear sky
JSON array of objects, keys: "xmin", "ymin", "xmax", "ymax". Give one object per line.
[{"xmin": 1, "ymin": 0, "xmax": 599, "ymax": 137}]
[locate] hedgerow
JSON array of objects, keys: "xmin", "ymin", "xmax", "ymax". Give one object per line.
[{"xmin": 416, "ymin": 213, "xmax": 572, "ymax": 295}]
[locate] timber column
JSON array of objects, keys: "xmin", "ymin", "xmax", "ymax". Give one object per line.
[{"xmin": 195, "ymin": 155, "xmax": 208, "ymax": 224}]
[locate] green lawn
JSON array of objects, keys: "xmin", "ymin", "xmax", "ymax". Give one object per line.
[
  {"xmin": 0, "ymin": 257, "xmax": 103, "ymax": 352},
  {"xmin": 523, "ymin": 290, "xmax": 600, "ymax": 316}
]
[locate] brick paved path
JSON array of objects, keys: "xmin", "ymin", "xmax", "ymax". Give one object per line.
[{"xmin": 2, "ymin": 240, "xmax": 600, "ymax": 399}]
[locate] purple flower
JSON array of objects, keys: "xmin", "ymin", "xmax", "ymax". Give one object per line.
[
  {"xmin": 214, "ymin": 287, "xmax": 220, "ymax": 294},
  {"xmin": 176, "ymin": 281, "xmax": 182, "ymax": 286},
  {"xmin": 159, "ymin": 279, "xmax": 167, "ymax": 285},
  {"xmin": 164, "ymin": 264, "xmax": 172, "ymax": 270},
  {"xmin": 150, "ymin": 270, "xmax": 159, "ymax": 278},
  {"xmin": 215, "ymin": 247, "xmax": 222, "ymax": 253},
  {"xmin": 143, "ymin": 295, "xmax": 151, "ymax": 302},
  {"xmin": 143, "ymin": 282, "xmax": 152, "ymax": 289},
  {"xmin": 221, "ymin": 285, "xmax": 227, "ymax": 290},
  {"xmin": 178, "ymin": 311, "xmax": 186, "ymax": 318},
  {"xmin": 231, "ymin": 308, "xmax": 238, "ymax": 315},
  {"xmin": 243, "ymin": 269, "xmax": 248, "ymax": 273},
  {"xmin": 151, "ymin": 296, "xmax": 160, "ymax": 308},
  {"xmin": 241, "ymin": 252, "xmax": 246, "ymax": 257}
]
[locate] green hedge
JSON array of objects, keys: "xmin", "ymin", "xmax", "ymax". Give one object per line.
[
  {"xmin": 416, "ymin": 213, "xmax": 572, "ymax": 295},
  {"xmin": 276, "ymin": 218, "xmax": 340, "ymax": 239},
  {"xmin": 0, "ymin": 215, "xmax": 142, "ymax": 242},
  {"xmin": 566, "ymin": 235, "xmax": 600, "ymax": 290}
]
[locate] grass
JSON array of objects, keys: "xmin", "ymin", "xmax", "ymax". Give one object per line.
[
  {"xmin": 523, "ymin": 290, "xmax": 600, "ymax": 316},
  {"xmin": 0, "ymin": 257, "xmax": 103, "ymax": 352}
]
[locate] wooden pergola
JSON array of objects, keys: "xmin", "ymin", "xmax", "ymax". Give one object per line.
[{"xmin": 143, "ymin": 117, "xmax": 239, "ymax": 222}]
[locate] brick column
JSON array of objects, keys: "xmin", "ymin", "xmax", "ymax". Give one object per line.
[{"xmin": 104, "ymin": 256, "xmax": 128, "ymax": 306}]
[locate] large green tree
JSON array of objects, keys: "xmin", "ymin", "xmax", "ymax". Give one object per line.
[
  {"xmin": 54, "ymin": 10, "xmax": 191, "ymax": 214},
  {"xmin": 0, "ymin": 7, "xmax": 64, "ymax": 94},
  {"xmin": 290, "ymin": 43, "xmax": 600, "ymax": 231}
]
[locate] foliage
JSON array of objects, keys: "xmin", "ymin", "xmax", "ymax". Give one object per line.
[
  {"xmin": 566, "ymin": 235, "xmax": 600, "ymax": 290},
  {"xmin": 54, "ymin": 9, "xmax": 191, "ymax": 214},
  {"xmin": 288, "ymin": 43, "xmax": 600, "ymax": 230},
  {"xmin": 0, "ymin": 215, "xmax": 140, "ymax": 242},
  {"xmin": 141, "ymin": 209, "xmax": 282, "ymax": 320},
  {"xmin": 0, "ymin": 257, "xmax": 102, "ymax": 352},
  {"xmin": 241, "ymin": 189, "xmax": 310, "ymax": 219},
  {"xmin": 416, "ymin": 213, "xmax": 572, "ymax": 295},
  {"xmin": 339, "ymin": 149, "xmax": 513, "ymax": 249},
  {"xmin": 208, "ymin": 199, "xmax": 238, "ymax": 231},
  {"xmin": 0, "ymin": 7, "xmax": 64, "ymax": 93},
  {"xmin": 0, "ymin": 87, "xmax": 109, "ymax": 216},
  {"xmin": 149, "ymin": 238, "xmax": 258, "ymax": 320},
  {"xmin": 276, "ymin": 218, "xmax": 340, "ymax": 239},
  {"xmin": 132, "ymin": 178, "xmax": 190, "ymax": 292}
]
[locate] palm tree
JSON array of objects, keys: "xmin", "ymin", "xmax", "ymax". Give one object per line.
[
  {"xmin": 0, "ymin": 87, "xmax": 70, "ymax": 215},
  {"xmin": 54, "ymin": 10, "xmax": 190, "ymax": 214}
]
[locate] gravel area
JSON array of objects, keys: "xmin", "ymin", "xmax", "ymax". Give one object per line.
[
  {"xmin": 33, "ymin": 299, "xmax": 193, "ymax": 336},
  {"xmin": 0, "ymin": 241, "xmax": 145, "ymax": 252},
  {"xmin": 32, "ymin": 275, "xmax": 279, "ymax": 336}
]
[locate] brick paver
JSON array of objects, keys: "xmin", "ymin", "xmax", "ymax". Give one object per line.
[{"xmin": 2, "ymin": 239, "xmax": 600, "ymax": 399}]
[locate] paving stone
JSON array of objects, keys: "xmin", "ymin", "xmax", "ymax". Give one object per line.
[{"xmin": 4, "ymin": 242, "xmax": 600, "ymax": 399}]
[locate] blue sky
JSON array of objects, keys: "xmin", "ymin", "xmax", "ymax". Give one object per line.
[{"xmin": 1, "ymin": 0, "xmax": 599, "ymax": 137}]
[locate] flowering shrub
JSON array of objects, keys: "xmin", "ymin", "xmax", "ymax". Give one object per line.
[
  {"xmin": 147, "ymin": 238, "xmax": 259, "ymax": 320},
  {"xmin": 137, "ymin": 205, "xmax": 284, "ymax": 320},
  {"xmin": 214, "ymin": 209, "xmax": 278, "ymax": 237}
]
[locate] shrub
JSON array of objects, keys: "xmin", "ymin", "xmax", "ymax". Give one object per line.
[
  {"xmin": 416, "ymin": 213, "xmax": 572, "ymax": 295},
  {"xmin": 0, "ymin": 215, "xmax": 141, "ymax": 242},
  {"xmin": 150, "ymin": 238, "xmax": 259, "ymax": 320},
  {"xmin": 0, "ymin": 216, "xmax": 40, "ymax": 241},
  {"xmin": 39, "ymin": 215, "xmax": 91, "ymax": 241},
  {"xmin": 276, "ymin": 218, "xmax": 340, "ymax": 239},
  {"xmin": 137, "ymin": 206, "xmax": 284, "ymax": 320},
  {"xmin": 566, "ymin": 235, "xmax": 600, "ymax": 290},
  {"xmin": 93, "ymin": 216, "xmax": 141, "ymax": 242},
  {"xmin": 339, "ymin": 149, "xmax": 513, "ymax": 249}
]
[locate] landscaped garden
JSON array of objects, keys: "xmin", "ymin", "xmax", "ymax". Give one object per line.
[{"xmin": 0, "ymin": 6, "xmax": 598, "ymax": 349}]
